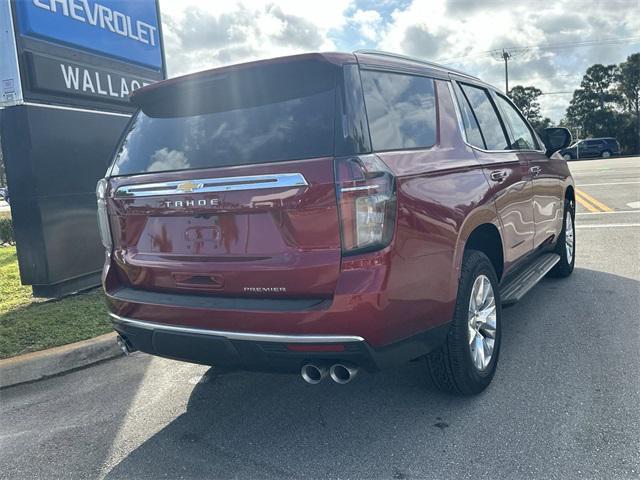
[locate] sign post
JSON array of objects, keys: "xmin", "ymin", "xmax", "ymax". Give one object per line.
[{"xmin": 0, "ymin": 0, "xmax": 166, "ymax": 296}]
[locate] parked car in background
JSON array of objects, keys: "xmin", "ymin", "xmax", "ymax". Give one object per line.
[
  {"xmin": 98, "ymin": 51, "xmax": 575, "ymax": 395},
  {"xmin": 0, "ymin": 187, "xmax": 8, "ymax": 204},
  {"xmin": 559, "ymin": 137, "xmax": 621, "ymax": 160}
]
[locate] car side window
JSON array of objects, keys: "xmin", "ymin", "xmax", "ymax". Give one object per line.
[
  {"xmin": 494, "ymin": 94, "xmax": 538, "ymax": 150},
  {"xmin": 452, "ymin": 82, "xmax": 485, "ymax": 149},
  {"xmin": 360, "ymin": 70, "xmax": 437, "ymax": 151},
  {"xmin": 459, "ymin": 83, "xmax": 509, "ymax": 150}
]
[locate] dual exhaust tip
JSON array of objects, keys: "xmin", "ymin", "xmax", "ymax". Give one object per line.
[
  {"xmin": 118, "ymin": 334, "xmax": 356, "ymax": 384},
  {"xmin": 301, "ymin": 362, "xmax": 358, "ymax": 385}
]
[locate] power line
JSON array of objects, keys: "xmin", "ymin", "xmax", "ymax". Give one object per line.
[
  {"xmin": 440, "ymin": 35, "xmax": 640, "ymax": 97},
  {"xmin": 437, "ymin": 35, "xmax": 640, "ymax": 64}
]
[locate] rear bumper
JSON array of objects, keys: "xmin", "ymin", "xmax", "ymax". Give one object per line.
[
  {"xmin": 104, "ymin": 243, "xmax": 455, "ymax": 371},
  {"xmin": 111, "ymin": 313, "xmax": 449, "ymax": 373}
]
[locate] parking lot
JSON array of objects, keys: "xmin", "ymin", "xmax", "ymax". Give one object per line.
[{"xmin": 1, "ymin": 156, "xmax": 638, "ymax": 480}]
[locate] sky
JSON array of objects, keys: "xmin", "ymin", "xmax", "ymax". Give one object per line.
[{"xmin": 158, "ymin": 0, "xmax": 640, "ymax": 122}]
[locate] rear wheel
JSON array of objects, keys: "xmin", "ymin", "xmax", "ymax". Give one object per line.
[
  {"xmin": 601, "ymin": 150, "xmax": 611, "ymax": 158},
  {"xmin": 424, "ymin": 250, "xmax": 502, "ymax": 395},
  {"xmin": 548, "ymin": 200, "xmax": 575, "ymax": 277}
]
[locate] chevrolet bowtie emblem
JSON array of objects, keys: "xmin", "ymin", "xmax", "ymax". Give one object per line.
[{"xmin": 176, "ymin": 181, "xmax": 204, "ymax": 193}]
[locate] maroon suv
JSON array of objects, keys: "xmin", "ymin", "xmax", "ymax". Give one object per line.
[{"xmin": 98, "ymin": 51, "xmax": 575, "ymax": 394}]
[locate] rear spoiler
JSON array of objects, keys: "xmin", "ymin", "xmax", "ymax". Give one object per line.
[{"xmin": 130, "ymin": 52, "xmax": 353, "ymax": 110}]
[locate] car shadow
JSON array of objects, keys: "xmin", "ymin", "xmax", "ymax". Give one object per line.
[{"xmin": 104, "ymin": 267, "xmax": 640, "ymax": 480}]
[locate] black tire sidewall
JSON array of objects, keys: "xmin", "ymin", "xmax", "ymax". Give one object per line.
[
  {"xmin": 551, "ymin": 200, "xmax": 575, "ymax": 276},
  {"xmin": 450, "ymin": 251, "xmax": 502, "ymax": 391}
]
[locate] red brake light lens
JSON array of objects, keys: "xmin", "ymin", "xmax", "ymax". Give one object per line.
[{"xmin": 335, "ymin": 155, "xmax": 397, "ymax": 255}]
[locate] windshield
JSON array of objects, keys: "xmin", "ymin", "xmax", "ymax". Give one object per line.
[{"xmin": 110, "ymin": 60, "xmax": 337, "ymax": 176}]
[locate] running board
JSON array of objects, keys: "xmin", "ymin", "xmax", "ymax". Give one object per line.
[{"xmin": 500, "ymin": 253, "xmax": 560, "ymax": 306}]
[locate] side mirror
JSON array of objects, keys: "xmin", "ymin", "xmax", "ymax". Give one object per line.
[{"xmin": 541, "ymin": 127, "xmax": 572, "ymax": 157}]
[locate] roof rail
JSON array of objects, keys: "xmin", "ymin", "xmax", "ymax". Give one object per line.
[{"xmin": 353, "ymin": 49, "xmax": 480, "ymax": 81}]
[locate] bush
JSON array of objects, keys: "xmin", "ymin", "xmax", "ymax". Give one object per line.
[{"xmin": 0, "ymin": 217, "xmax": 15, "ymax": 245}]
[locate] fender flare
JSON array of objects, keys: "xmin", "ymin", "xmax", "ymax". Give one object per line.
[{"xmin": 449, "ymin": 203, "xmax": 504, "ymax": 291}]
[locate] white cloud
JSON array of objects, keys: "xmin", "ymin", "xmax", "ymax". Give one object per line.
[
  {"xmin": 157, "ymin": 0, "xmax": 640, "ymax": 121},
  {"xmin": 159, "ymin": 0, "xmax": 352, "ymax": 76},
  {"xmin": 350, "ymin": 9, "xmax": 384, "ymax": 41}
]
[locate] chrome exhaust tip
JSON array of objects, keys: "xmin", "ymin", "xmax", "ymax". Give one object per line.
[
  {"xmin": 329, "ymin": 363, "xmax": 359, "ymax": 384},
  {"xmin": 300, "ymin": 363, "xmax": 328, "ymax": 384},
  {"xmin": 116, "ymin": 335, "xmax": 133, "ymax": 355}
]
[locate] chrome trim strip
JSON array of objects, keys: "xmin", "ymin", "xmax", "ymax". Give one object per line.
[
  {"xmin": 115, "ymin": 173, "xmax": 309, "ymax": 198},
  {"xmin": 341, "ymin": 185, "xmax": 376, "ymax": 192},
  {"xmin": 22, "ymin": 102, "xmax": 132, "ymax": 117},
  {"xmin": 110, "ymin": 313, "xmax": 365, "ymax": 343}
]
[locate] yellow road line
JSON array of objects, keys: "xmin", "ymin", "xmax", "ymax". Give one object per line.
[
  {"xmin": 575, "ymin": 188, "xmax": 614, "ymax": 212},
  {"xmin": 574, "ymin": 190, "xmax": 601, "ymax": 213}
]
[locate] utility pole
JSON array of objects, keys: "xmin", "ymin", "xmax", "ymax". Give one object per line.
[
  {"xmin": 491, "ymin": 49, "xmax": 514, "ymax": 95},
  {"xmin": 501, "ymin": 49, "xmax": 511, "ymax": 95}
]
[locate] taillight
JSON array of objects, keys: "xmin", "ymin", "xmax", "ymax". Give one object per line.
[
  {"xmin": 96, "ymin": 178, "xmax": 113, "ymax": 251},
  {"xmin": 335, "ymin": 155, "xmax": 397, "ymax": 255}
]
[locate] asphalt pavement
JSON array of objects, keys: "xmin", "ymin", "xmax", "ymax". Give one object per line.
[{"xmin": 1, "ymin": 156, "xmax": 639, "ymax": 480}]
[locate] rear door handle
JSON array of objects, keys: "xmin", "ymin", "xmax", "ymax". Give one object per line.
[
  {"xmin": 490, "ymin": 170, "xmax": 508, "ymax": 182},
  {"xmin": 529, "ymin": 166, "xmax": 541, "ymax": 176}
]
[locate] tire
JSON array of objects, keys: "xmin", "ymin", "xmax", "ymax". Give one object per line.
[
  {"xmin": 562, "ymin": 153, "xmax": 572, "ymax": 161},
  {"xmin": 548, "ymin": 199, "xmax": 575, "ymax": 278},
  {"xmin": 601, "ymin": 150, "xmax": 611, "ymax": 158},
  {"xmin": 424, "ymin": 250, "xmax": 502, "ymax": 395}
]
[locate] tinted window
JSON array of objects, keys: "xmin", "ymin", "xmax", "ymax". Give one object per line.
[
  {"xmin": 494, "ymin": 94, "xmax": 538, "ymax": 150},
  {"xmin": 452, "ymin": 82, "xmax": 485, "ymax": 148},
  {"xmin": 460, "ymin": 84, "xmax": 509, "ymax": 150},
  {"xmin": 361, "ymin": 70, "xmax": 436, "ymax": 151},
  {"xmin": 111, "ymin": 61, "xmax": 337, "ymax": 176}
]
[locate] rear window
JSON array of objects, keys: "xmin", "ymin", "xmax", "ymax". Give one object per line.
[
  {"xmin": 110, "ymin": 60, "xmax": 337, "ymax": 176},
  {"xmin": 360, "ymin": 70, "xmax": 436, "ymax": 151}
]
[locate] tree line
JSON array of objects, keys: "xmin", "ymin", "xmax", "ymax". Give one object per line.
[{"xmin": 510, "ymin": 53, "xmax": 639, "ymax": 154}]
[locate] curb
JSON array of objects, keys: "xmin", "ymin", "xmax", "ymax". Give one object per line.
[{"xmin": 0, "ymin": 332, "xmax": 124, "ymax": 389}]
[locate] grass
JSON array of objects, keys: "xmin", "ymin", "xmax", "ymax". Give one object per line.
[
  {"xmin": 0, "ymin": 211, "xmax": 9, "ymax": 220},
  {"xmin": 0, "ymin": 246, "xmax": 112, "ymax": 359}
]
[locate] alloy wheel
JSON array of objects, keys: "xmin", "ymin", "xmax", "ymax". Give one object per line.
[
  {"xmin": 467, "ymin": 275, "xmax": 497, "ymax": 371},
  {"xmin": 565, "ymin": 211, "xmax": 574, "ymax": 264}
]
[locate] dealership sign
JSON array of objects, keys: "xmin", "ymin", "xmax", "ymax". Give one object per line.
[
  {"xmin": 27, "ymin": 52, "xmax": 154, "ymax": 102},
  {"xmin": 0, "ymin": 0, "xmax": 166, "ymax": 297},
  {"xmin": 1, "ymin": 0, "xmax": 165, "ymax": 109},
  {"xmin": 16, "ymin": 0, "xmax": 162, "ymax": 69}
]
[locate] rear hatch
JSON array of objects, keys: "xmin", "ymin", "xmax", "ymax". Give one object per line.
[{"xmin": 106, "ymin": 56, "xmax": 345, "ymax": 298}]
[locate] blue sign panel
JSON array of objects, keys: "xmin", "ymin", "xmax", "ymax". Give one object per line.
[{"xmin": 15, "ymin": 0, "xmax": 162, "ymax": 70}]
